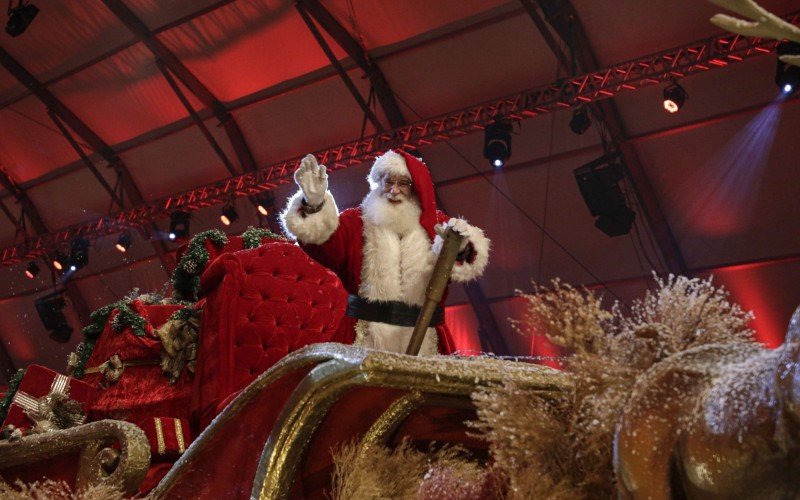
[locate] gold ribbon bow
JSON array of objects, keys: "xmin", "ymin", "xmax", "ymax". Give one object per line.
[
  {"xmin": 10, "ymin": 373, "xmax": 86, "ymax": 432},
  {"xmin": 84, "ymin": 354, "xmax": 159, "ymax": 387},
  {"xmin": 97, "ymin": 354, "xmax": 125, "ymax": 385}
]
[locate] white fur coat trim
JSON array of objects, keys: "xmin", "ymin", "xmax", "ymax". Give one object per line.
[
  {"xmin": 359, "ymin": 199, "xmax": 436, "ymax": 305},
  {"xmin": 431, "ymin": 217, "xmax": 490, "ymax": 282},
  {"xmin": 280, "ymin": 190, "xmax": 339, "ymax": 245}
]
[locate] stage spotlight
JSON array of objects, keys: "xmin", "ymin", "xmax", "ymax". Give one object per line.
[
  {"xmin": 34, "ymin": 292, "xmax": 72, "ymax": 343},
  {"xmin": 220, "ymin": 203, "xmax": 238, "ymax": 226},
  {"xmin": 115, "ymin": 231, "xmax": 132, "ymax": 253},
  {"xmin": 24, "ymin": 260, "xmax": 39, "ymax": 279},
  {"xmin": 483, "ymin": 119, "xmax": 512, "ymax": 168},
  {"xmin": 776, "ymin": 41, "xmax": 800, "ymax": 95},
  {"xmin": 570, "ymin": 106, "xmax": 592, "ymax": 135},
  {"xmin": 169, "ymin": 210, "xmax": 190, "ymax": 240},
  {"xmin": 6, "ymin": 1, "xmax": 38, "ymax": 37},
  {"xmin": 574, "ymin": 153, "xmax": 635, "ymax": 237},
  {"xmin": 663, "ymin": 81, "xmax": 688, "ymax": 113},
  {"xmin": 69, "ymin": 237, "xmax": 89, "ymax": 271},
  {"xmin": 255, "ymin": 192, "xmax": 274, "ymax": 216},
  {"xmin": 52, "ymin": 251, "xmax": 68, "ymax": 271}
]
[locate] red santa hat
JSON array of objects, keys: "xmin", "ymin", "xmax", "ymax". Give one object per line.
[{"xmin": 368, "ymin": 149, "xmax": 438, "ymax": 240}]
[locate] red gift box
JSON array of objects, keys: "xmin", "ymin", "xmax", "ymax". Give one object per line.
[
  {"xmin": 136, "ymin": 417, "xmax": 193, "ymax": 462},
  {"xmin": 1, "ymin": 364, "xmax": 98, "ymax": 432}
]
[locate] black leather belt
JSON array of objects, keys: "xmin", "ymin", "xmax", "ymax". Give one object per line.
[{"xmin": 346, "ymin": 295, "xmax": 444, "ymax": 327}]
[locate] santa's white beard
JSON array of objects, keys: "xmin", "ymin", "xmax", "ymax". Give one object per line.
[{"xmin": 361, "ymin": 189, "xmax": 422, "ymax": 236}]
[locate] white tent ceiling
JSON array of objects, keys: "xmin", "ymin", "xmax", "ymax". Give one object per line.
[{"xmin": 0, "ymin": 0, "xmax": 798, "ymax": 382}]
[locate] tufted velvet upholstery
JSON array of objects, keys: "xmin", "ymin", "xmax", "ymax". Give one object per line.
[{"xmin": 191, "ymin": 241, "xmax": 348, "ymax": 430}]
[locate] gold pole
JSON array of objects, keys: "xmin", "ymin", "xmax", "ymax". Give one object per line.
[{"xmin": 406, "ymin": 227, "xmax": 465, "ymax": 355}]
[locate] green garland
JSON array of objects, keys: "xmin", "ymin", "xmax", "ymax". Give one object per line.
[
  {"xmin": 241, "ymin": 226, "xmax": 284, "ymax": 249},
  {"xmin": 0, "ymin": 368, "xmax": 24, "ymax": 425},
  {"xmin": 167, "ymin": 303, "xmax": 199, "ymax": 324},
  {"xmin": 171, "ymin": 227, "xmax": 284, "ymax": 301},
  {"xmin": 71, "ymin": 295, "xmax": 192, "ymax": 379},
  {"xmin": 171, "ymin": 229, "xmax": 229, "ymax": 302}
]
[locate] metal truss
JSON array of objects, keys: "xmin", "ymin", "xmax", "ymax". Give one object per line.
[{"xmin": 1, "ymin": 13, "xmax": 797, "ymax": 266}]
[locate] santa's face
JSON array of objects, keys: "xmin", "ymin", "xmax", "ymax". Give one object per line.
[
  {"xmin": 379, "ymin": 175, "xmax": 413, "ymax": 205},
  {"xmin": 363, "ymin": 175, "xmax": 421, "ymax": 236}
]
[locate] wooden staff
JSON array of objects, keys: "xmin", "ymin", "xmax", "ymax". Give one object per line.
[{"xmin": 406, "ymin": 227, "xmax": 466, "ymax": 355}]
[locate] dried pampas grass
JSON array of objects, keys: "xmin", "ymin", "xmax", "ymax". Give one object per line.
[
  {"xmin": 471, "ymin": 384, "xmax": 578, "ymax": 499},
  {"xmin": 471, "ymin": 274, "xmax": 757, "ymax": 497},
  {"xmin": 514, "ymin": 278, "xmax": 614, "ymax": 355},
  {"xmin": 0, "ymin": 479, "xmax": 124, "ymax": 500},
  {"xmin": 622, "ymin": 274, "xmax": 755, "ymax": 359},
  {"xmin": 330, "ymin": 440, "xmax": 486, "ymax": 500}
]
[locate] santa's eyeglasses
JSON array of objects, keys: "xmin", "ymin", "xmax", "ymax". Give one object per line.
[{"xmin": 380, "ymin": 177, "xmax": 413, "ymax": 192}]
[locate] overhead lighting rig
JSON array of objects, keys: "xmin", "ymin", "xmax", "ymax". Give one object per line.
[
  {"xmin": 569, "ymin": 106, "xmax": 592, "ymax": 135},
  {"xmin": 34, "ymin": 290, "xmax": 72, "ymax": 343},
  {"xmin": 662, "ymin": 81, "xmax": 688, "ymax": 113},
  {"xmin": 24, "ymin": 260, "xmax": 39, "ymax": 279},
  {"xmin": 52, "ymin": 251, "xmax": 68, "ymax": 271},
  {"xmin": 254, "ymin": 192, "xmax": 274, "ymax": 217},
  {"xmin": 169, "ymin": 211, "xmax": 190, "ymax": 241},
  {"xmin": 5, "ymin": 0, "xmax": 37, "ymax": 37},
  {"xmin": 573, "ymin": 153, "xmax": 635, "ymax": 237},
  {"xmin": 776, "ymin": 41, "xmax": 800, "ymax": 95},
  {"xmin": 220, "ymin": 203, "xmax": 238, "ymax": 226},
  {"xmin": 483, "ymin": 119, "xmax": 513, "ymax": 168},
  {"xmin": 115, "ymin": 231, "xmax": 132, "ymax": 253},
  {"xmin": 68, "ymin": 237, "xmax": 89, "ymax": 272}
]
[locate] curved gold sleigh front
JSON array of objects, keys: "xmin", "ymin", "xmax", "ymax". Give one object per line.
[
  {"xmin": 153, "ymin": 343, "xmax": 570, "ymax": 499},
  {"xmin": 0, "ymin": 344, "xmax": 570, "ymax": 499}
]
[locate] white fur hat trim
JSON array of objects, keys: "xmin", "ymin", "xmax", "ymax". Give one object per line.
[{"xmin": 368, "ymin": 150, "xmax": 411, "ymax": 189}]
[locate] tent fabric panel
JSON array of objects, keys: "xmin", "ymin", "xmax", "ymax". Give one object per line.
[
  {"xmin": 48, "ymin": 43, "xmax": 204, "ymax": 146},
  {"xmin": 0, "ymin": 1, "xmax": 132, "ymax": 84},
  {"xmin": 119, "ymin": 120, "xmax": 236, "ymax": 202},
  {"xmin": 0, "ymin": 95, "xmax": 88, "ymax": 183},
  {"xmin": 156, "ymin": 1, "xmax": 341, "ymax": 102}
]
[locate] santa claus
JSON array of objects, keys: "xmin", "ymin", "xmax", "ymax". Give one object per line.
[{"xmin": 280, "ymin": 149, "xmax": 489, "ymax": 355}]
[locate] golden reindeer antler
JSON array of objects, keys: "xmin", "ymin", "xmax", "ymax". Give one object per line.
[{"xmin": 708, "ymin": 0, "xmax": 800, "ymax": 67}]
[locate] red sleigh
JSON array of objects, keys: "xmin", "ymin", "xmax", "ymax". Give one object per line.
[{"xmin": 0, "ymin": 233, "xmax": 568, "ymax": 498}]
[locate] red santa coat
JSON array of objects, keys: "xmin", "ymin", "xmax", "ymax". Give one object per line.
[{"xmin": 299, "ymin": 206, "xmax": 457, "ymax": 354}]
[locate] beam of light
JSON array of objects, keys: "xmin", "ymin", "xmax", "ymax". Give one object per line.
[
  {"xmin": 679, "ymin": 99, "xmax": 783, "ymax": 236},
  {"xmin": 487, "ymin": 168, "xmax": 538, "ymax": 276}
]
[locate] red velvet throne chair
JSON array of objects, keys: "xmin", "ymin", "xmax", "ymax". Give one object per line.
[
  {"xmin": 0, "ymin": 230, "xmax": 349, "ymax": 496},
  {"xmin": 191, "ymin": 238, "xmax": 349, "ymax": 430}
]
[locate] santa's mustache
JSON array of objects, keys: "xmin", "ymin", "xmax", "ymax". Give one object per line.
[{"xmin": 384, "ymin": 192, "xmax": 406, "ymax": 202}]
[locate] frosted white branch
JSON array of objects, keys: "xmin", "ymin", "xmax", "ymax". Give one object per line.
[{"xmin": 708, "ymin": 0, "xmax": 800, "ymax": 67}]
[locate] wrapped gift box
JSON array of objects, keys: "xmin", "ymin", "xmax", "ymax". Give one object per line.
[
  {"xmin": 136, "ymin": 417, "xmax": 193, "ymax": 462},
  {"xmin": 83, "ymin": 303, "xmax": 193, "ymax": 424},
  {"xmin": 1, "ymin": 364, "xmax": 98, "ymax": 432}
]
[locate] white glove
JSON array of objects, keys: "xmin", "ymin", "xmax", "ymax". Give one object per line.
[
  {"xmin": 294, "ymin": 154, "xmax": 328, "ymax": 207},
  {"xmin": 434, "ymin": 223, "xmax": 469, "ymax": 252}
]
